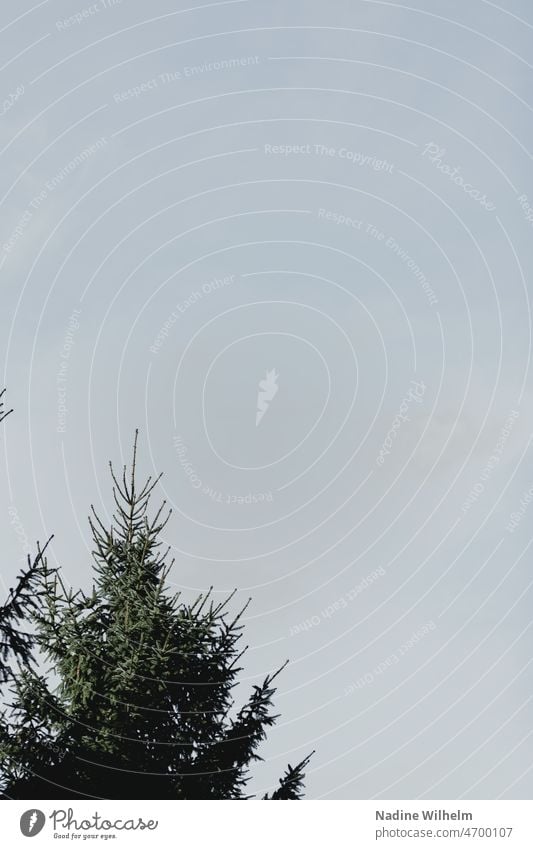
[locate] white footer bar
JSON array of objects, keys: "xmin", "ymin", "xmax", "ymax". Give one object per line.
[{"xmin": 1, "ymin": 800, "xmax": 531, "ymax": 848}]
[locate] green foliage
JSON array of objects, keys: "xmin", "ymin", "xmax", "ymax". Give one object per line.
[{"xmin": 0, "ymin": 433, "xmax": 312, "ymax": 799}]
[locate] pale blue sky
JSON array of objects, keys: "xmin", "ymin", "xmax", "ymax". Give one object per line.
[{"xmin": 2, "ymin": 0, "xmax": 533, "ymax": 799}]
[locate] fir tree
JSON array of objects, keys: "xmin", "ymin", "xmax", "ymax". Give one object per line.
[{"xmin": 0, "ymin": 434, "xmax": 312, "ymax": 799}]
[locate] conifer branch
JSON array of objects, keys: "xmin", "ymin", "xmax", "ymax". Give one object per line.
[{"xmin": 0, "ymin": 388, "xmax": 13, "ymax": 423}]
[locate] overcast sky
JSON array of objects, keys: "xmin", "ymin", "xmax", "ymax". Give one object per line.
[{"xmin": 2, "ymin": 0, "xmax": 533, "ymax": 799}]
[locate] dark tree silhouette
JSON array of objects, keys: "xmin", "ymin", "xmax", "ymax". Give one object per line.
[
  {"xmin": 0, "ymin": 390, "xmax": 51, "ymax": 684},
  {"xmin": 264, "ymin": 753, "xmax": 314, "ymax": 799},
  {"xmin": 0, "ymin": 389, "xmax": 12, "ymax": 424},
  {"xmin": 0, "ymin": 434, "xmax": 312, "ymax": 799},
  {"xmin": 0, "ymin": 545, "xmax": 51, "ymax": 686}
]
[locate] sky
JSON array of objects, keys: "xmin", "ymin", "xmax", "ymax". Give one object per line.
[{"xmin": 1, "ymin": 0, "xmax": 533, "ymax": 799}]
